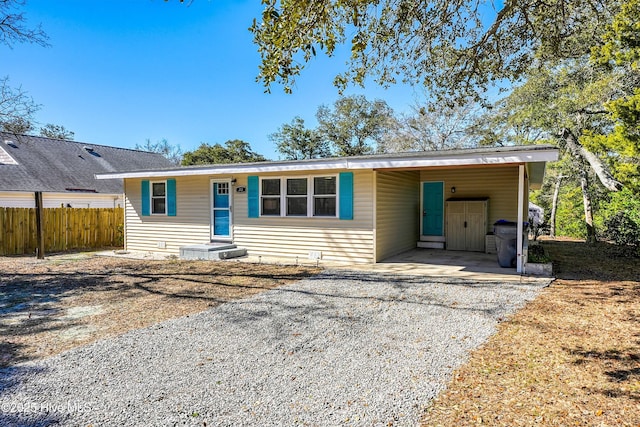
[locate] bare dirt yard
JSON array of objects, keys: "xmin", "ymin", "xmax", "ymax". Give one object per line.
[
  {"xmin": 0, "ymin": 254, "xmax": 319, "ymax": 368},
  {"xmin": 422, "ymin": 239, "xmax": 640, "ymax": 426}
]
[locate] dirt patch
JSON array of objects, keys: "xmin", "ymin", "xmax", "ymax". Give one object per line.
[
  {"xmin": 422, "ymin": 239, "xmax": 640, "ymax": 426},
  {"xmin": 0, "ymin": 255, "xmax": 319, "ymax": 368}
]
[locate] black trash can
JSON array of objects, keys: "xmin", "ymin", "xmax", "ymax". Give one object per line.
[{"xmin": 494, "ymin": 221, "xmax": 519, "ymax": 268}]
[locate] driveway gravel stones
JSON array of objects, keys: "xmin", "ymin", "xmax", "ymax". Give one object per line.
[{"xmin": 0, "ymin": 270, "xmax": 548, "ymax": 426}]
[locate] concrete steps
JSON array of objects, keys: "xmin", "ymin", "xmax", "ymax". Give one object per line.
[
  {"xmin": 417, "ymin": 235, "xmax": 445, "ymax": 249},
  {"xmin": 179, "ymin": 243, "xmax": 247, "ymax": 261}
]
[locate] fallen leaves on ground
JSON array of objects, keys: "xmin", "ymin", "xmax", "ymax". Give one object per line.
[{"xmin": 422, "ymin": 239, "xmax": 640, "ymax": 426}]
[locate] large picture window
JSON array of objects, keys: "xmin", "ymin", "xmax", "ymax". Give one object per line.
[
  {"xmin": 259, "ymin": 175, "xmax": 337, "ymax": 218},
  {"xmin": 151, "ymin": 181, "xmax": 166, "ymax": 215}
]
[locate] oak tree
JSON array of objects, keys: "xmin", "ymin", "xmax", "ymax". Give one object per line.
[
  {"xmin": 250, "ymin": 0, "xmax": 620, "ymax": 101},
  {"xmin": 270, "ymin": 116, "xmax": 331, "ymax": 160},
  {"xmin": 182, "ymin": 139, "xmax": 267, "ymax": 165},
  {"xmin": 316, "ymin": 95, "xmax": 395, "ymax": 156}
]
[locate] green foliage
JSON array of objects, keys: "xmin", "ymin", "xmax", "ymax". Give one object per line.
[
  {"xmin": 555, "ymin": 185, "xmax": 587, "ymax": 239},
  {"xmin": 250, "ymin": 0, "xmax": 617, "ymax": 101},
  {"xmin": 484, "ymin": 29, "xmax": 638, "ymax": 238},
  {"xmin": 597, "ymin": 187, "xmax": 640, "ymax": 244},
  {"xmin": 580, "ymin": 89, "xmax": 640, "ymax": 192},
  {"xmin": 135, "ymin": 138, "xmax": 183, "ymax": 165},
  {"xmin": 39, "ymin": 123, "xmax": 74, "ymax": 140},
  {"xmin": 608, "ymin": 89, "xmax": 640, "ymax": 139},
  {"xmin": 270, "ymin": 116, "xmax": 331, "ymax": 160},
  {"xmin": 316, "ymin": 95, "xmax": 395, "ymax": 156},
  {"xmin": 182, "ymin": 140, "xmax": 267, "ymax": 165},
  {"xmin": 581, "ymin": 0, "xmax": 640, "ymax": 193},
  {"xmin": 604, "ymin": 212, "xmax": 640, "ymax": 247},
  {"xmin": 115, "ymin": 224, "xmax": 124, "ymax": 247},
  {"xmin": 591, "ymin": 0, "xmax": 640, "ymax": 69},
  {"xmin": 528, "ymin": 244, "xmax": 552, "ymax": 263}
]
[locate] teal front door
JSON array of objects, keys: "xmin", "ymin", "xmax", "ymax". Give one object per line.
[
  {"xmin": 422, "ymin": 181, "xmax": 444, "ymax": 236},
  {"xmin": 212, "ymin": 181, "xmax": 231, "ymax": 239}
]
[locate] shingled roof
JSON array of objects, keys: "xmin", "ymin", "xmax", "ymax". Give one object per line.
[{"xmin": 0, "ymin": 132, "xmax": 174, "ymax": 194}]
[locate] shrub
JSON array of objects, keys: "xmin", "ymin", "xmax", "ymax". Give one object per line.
[
  {"xmin": 528, "ymin": 244, "xmax": 552, "ymax": 263},
  {"xmin": 604, "ymin": 211, "xmax": 640, "ymax": 247}
]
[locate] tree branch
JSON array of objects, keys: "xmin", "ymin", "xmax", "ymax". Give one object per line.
[{"xmin": 560, "ymin": 127, "xmax": 623, "ymax": 191}]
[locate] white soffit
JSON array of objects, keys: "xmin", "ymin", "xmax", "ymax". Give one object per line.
[{"xmin": 96, "ymin": 147, "xmax": 559, "ymax": 180}]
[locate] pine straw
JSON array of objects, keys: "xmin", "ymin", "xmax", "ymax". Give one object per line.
[
  {"xmin": 0, "ymin": 255, "xmax": 319, "ymax": 368},
  {"xmin": 422, "ymin": 239, "xmax": 640, "ymax": 426}
]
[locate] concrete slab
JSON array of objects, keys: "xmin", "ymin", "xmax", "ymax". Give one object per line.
[
  {"xmin": 96, "ymin": 247, "xmax": 547, "ymax": 283},
  {"xmin": 236, "ymin": 248, "xmax": 546, "ymax": 283},
  {"xmin": 349, "ymin": 248, "xmax": 526, "ymax": 281}
]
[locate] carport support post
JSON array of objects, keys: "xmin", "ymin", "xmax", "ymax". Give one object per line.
[
  {"xmin": 516, "ymin": 165, "xmax": 524, "ymax": 273},
  {"xmin": 35, "ymin": 191, "xmax": 45, "ymax": 259}
]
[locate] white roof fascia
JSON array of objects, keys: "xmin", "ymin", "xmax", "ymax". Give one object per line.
[
  {"xmin": 96, "ymin": 148, "xmax": 559, "ymax": 180},
  {"xmin": 346, "ymin": 150, "xmax": 559, "ymax": 170}
]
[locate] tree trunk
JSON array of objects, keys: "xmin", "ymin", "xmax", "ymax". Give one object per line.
[
  {"xmin": 580, "ymin": 171, "xmax": 597, "ymax": 243},
  {"xmin": 560, "ymin": 128, "xmax": 623, "ymax": 192},
  {"xmin": 550, "ymin": 175, "xmax": 563, "ymax": 238}
]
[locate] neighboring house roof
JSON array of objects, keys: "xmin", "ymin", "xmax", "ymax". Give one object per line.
[
  {"xmin": 97, "ymin": 144, "xmax": 558, "ymax": 187},
  {"xmin": 0, "ymin": 132, "xmax": 174, "ymax": 194}
]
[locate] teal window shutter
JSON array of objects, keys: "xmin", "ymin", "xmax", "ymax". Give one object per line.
[
  {"xmin": 141, "ymin": 180, "xmax": 150, "ymax": 216},
  {"xmin": 167, "ymin": 178, "xmax": 177, "ymax": 216},
  {"xmin": 248, "ymin": 175, "xmax": 259, "ymax": 218},
  {"xmin": 339, "ymin": 172, "xmax": 353, "ymax": 220}
]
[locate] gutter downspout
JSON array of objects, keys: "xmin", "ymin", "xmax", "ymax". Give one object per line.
[{"xmin": 516, "ymin": 165, "xmax": 525, "ymax": 273}]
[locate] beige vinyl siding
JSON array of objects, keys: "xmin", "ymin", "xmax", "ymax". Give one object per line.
[
  {"xmin": 421, "ymin": 165, "xmax": 520, "ymax": 233},
  {"xmin": 233, "ymin": 170, "xmax": 375, "ymax": 263},
  {"xmin": 0, "ymin": 192, "xmax": 38, "ymax": 208},
  {"xmin": 124, "ymin": 176, "xmax": 213, "ymax": 253},
  {"xmin": 375, "ymin": 170, "xmax": 420, "ymax": 262},
  {"xmin": 0, "ymin": 191, "xmax": 123, "ymax": 208}
]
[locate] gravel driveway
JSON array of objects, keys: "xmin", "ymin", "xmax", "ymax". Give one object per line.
[{"xmin": 0, "ymin": 270, "xmax": 548, "ymax": 426}]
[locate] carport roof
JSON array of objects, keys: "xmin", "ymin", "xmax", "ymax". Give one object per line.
[{"xmin": 96, "ymin": 144, "xmax": 559, "ymax": 184}]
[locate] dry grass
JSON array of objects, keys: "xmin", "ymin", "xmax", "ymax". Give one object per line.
[
  {"xmin": 0, "ymin": 255, "xmax": 319, "ymax": 368},
  {"xmin": 422, "ymin": 239, "xmax": 640, "ymax": 426}
]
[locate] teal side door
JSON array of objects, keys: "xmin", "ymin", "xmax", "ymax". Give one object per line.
[{"xmin": 422, "ymin": 182, "xmax": 444, "ymax": 236}]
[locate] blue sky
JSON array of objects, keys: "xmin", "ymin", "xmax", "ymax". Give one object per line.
[{"xmin": 2, "ymin": 0, "xmax": 420, "ymax": 159}]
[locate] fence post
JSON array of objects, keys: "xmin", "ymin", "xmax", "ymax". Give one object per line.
[{"xmin": 35, "ymin": 191, "xmax": 45, "ymax": 259}]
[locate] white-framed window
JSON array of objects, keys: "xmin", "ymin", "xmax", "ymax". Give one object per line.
[
  {"xmin": 151, "ymin": 180, "xmax": 167, "ymax": 215},
  {"xmin": 313, "ymin": 176, "xmax": 337, "ymax": 216},
  {"xmin": 261, "ymin": 178, "xmax": 281, "ymax": 216},
  {"xmin": 286, "ymin": 177, "xmax": 308, "ymax": 216},
  {"xmin": 259, "ymin": 175, "xmax": 338, "ymax": 218}
]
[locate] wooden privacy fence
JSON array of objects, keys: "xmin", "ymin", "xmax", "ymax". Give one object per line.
[{"xmin": 0, "ymin": 207, "xmax": 124, "ymax": 256}]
